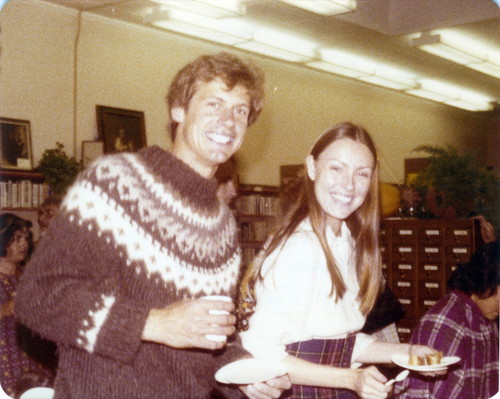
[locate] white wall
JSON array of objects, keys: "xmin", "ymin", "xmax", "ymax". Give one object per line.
[{"xmin": 0, "ymin": 0, "xmax": 491, "ymax": 186}]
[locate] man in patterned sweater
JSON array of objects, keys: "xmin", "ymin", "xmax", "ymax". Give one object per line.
[{"xmin": 15, "ymin": 53, "xmax": 290, "ymax": 399}]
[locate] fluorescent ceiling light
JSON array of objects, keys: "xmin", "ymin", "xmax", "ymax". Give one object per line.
[
  {"xmin": 360, "ymin": 75, "xmax": 415, "ymax": 91},
  {"xmin": 406, "ymin": 88, "xmax": 451, "ymax": 103},
  {"xmin": 153, "ymin": 10, "xmax": 252, "ymax": 45},
  {"xmin": 150, "ymin": 0, "xmax": 246, "ymax": 18},
  {"xmin": 316, "ymin": 49, "xmax": 373, "ymax": 75},
  {"xmin": 361, "ymin": 64, "xmax": 417, "ymax": 90},
  {"xmin": 306, "ymin": 61, "xmax": 369, "ymax": 78},
  {"xmin": 236, "ymin": 41, "xmax": 312, "ymax": 63},
  {"xmin": 310, "ymin": 49, "xmax": 417, "ymax": 90},
  {"xmin": 279, "ymin": 0, "xmax": 356, "ymax": 15},
  {"xmin": 236, "ymin": 28, "xmax": 316, "ymax": 63},
  {"xmin": 444, "ymin": 99, "xmax": 489, "ymax": 112},
  {"xmin": 411, "ymin": 31, "xmax": 500, "ymax": 79},
  {"xmin": 467, "ymin": 61, "xmax": 500, "ymax": 79},
  {"xmin": 406, "ymin": 79, "xmax": 493, "ymax": 112}
]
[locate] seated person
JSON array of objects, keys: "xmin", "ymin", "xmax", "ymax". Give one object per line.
[
  {"xmin": 36, "ymin": 195, "xmax": 62, "ymax": 241},
  {"xmin": 0, "ymin": 214, "xmax": 54, "ymax": 397},
  {"xmin": 394, "ymin": 241, "xmax": 499, "ymax": 399}
]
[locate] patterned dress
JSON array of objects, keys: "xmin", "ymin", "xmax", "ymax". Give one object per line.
[{"xmin": 1, "ymin": 273, "xmax": 50, "ymax": 397}]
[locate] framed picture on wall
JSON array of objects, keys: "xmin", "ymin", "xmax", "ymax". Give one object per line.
[
  {"xmin": 96, "ymin": 106, "xmax": 146, "ymax": 154},
  {"xmin": 0, "ymin": 117, "xmax": 33, "ymax": 170}
]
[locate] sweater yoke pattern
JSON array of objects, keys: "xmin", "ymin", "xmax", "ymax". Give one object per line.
[{"xmin": 63, "ymin": 150, "xmax": 240, "ymax": 297}]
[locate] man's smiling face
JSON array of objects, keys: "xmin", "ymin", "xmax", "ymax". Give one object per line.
[{"xmin": 171, "ymin": 78, "xmax": 251, "ymax": 178}]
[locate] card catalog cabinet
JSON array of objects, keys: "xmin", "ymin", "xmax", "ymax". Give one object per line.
[{"xmin": 380, "ymin": 218, "xmax": 482, "ymax": 342}]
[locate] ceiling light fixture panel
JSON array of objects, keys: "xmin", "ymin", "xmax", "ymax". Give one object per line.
[
  {"xmin": 406, "ymin": 79, "xmax": 494, "ymax": 111},
  {"xmin": 279, "ymin": 0, "xmax": 356, "ymax": 16},
  {"xmin": 153, "ymin": 9, "xmax": 253, "ymax": 45},
  {"xmin": 410, "ymin": 31, "xmax": 500, "ymax": 79},
  {"xmin": 149, "ymin": 0, "xmax": 246, "ymax": 18},
  {"xmin": 312, "ymin": 49, "xmax": 417, "ymax": 90},
  {"xmin": 236, "ymin": 28, "xmax": 317, "ymax": 63}
]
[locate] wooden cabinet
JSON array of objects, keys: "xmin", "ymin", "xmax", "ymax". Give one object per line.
[
  {"xmin": 235, "ymin": 184, "xmax": 279, "ymax": 267},
  {"xmin": 380, "ymin": 218, "xmax": 482, "ymax": 342}
]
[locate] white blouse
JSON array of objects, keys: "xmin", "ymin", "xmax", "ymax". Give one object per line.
[{"xmin": 240, "ymin": 218, "xmax": 374, "ymax": 364}]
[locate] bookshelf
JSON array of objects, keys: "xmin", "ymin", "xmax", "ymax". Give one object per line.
[
  {"xmin": 1, "ymin": 170, "xmax": 48, "ymax": 241},
  {"xmin": 0, "ymin": 170, "xmax": 47, "ymax": 211},
  {"xmin": 235, "ymin": 184, "xmax": 280, "ymax": 267}
]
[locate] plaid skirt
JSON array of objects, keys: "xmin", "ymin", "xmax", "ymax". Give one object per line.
[{"xmin": 283, "ymin": 334, "xmax": 359, "ymax": 399}]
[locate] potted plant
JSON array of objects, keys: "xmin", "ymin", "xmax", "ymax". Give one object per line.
[
  {"xmin": 410, "ymin": 145, "xmax": 499, "ymax": 225},
  {"xmin": 37, "ymin": 142, "xmax": 84, "ymax": 195}
]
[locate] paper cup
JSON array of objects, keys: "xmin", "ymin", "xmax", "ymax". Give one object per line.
[{"xmin": 202, "ymin": 295, "xmax": 232, "ymax": 342}]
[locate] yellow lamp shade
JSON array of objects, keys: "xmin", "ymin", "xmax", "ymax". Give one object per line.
[{"xmin": 380, "ymin": 182, "xmax": 401, "ymax": 217}]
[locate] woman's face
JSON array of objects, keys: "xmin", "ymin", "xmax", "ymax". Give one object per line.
[
  {"xmin": 306, "ymin": 138, "xmax": 374, "ymax": 233},
  {"xmin": 5, "ymin": 228, "xmax": 30, "ymax": 265}
]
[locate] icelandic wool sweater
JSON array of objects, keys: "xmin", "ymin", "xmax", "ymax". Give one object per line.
[{"xmin": 15, "ymin": 146, "xmax": 248, "ymax": 399}]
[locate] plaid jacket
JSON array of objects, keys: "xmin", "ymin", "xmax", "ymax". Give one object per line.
[{"xmin": 394, "ymin": 290, "xmax": 498, "ymax": 399}]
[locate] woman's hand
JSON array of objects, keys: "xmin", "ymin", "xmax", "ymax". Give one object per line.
[
  {"xmin": 409, "ymin": 344, "xmax": 448, "ymax": 377},
  {"xmin": 351, "ymin": 366, "xmax": 391, "ymax": 399},
  {"xmin": 239, "ymin": 374, "xmax": 292, "ymax": 399}
]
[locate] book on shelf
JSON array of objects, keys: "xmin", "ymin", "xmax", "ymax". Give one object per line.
[
  {"xmin": 236, "ymin": 194, "xmax": 279, "ymax": 216},
  {"xmin": 0, "ymin": 179, "xmax": 46, "ymax": 209},
  {"xmin": 240, "ymin": 220, "xmax": 275, "ymax": 242}
]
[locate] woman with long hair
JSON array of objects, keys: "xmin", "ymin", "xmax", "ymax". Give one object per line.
[{"xmin": 239, "ymin": 122, "xmax": 443, "ymax": 399}]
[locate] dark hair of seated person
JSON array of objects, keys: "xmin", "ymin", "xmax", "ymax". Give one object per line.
[{"xmin": 447, "ymin": 240, "xmax": 499, "ymax": 298}]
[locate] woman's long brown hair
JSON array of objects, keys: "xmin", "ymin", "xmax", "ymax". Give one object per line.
[{"xmin": 244, "ymin": 122, "xmax": 382, "ymax": 315}]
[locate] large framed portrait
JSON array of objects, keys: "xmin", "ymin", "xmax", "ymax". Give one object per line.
[
  {"xmin": 96, "ymin": 105, "xmax": 146, "ymax": 154},
  {"xmin": 0, "ymin": 117, "xmax": 33, "ymax": 170}
]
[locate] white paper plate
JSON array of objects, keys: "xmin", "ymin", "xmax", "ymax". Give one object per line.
[
  {"xmin": 215, "ymin": 358, "xmax": 287, "ymax": 384},
  {"xmin": 19, "ymin": 387, "xmax": 55, "ymax": 399},
  {"xmin": 391, "ymin": 354, "xmax": 460, "ymax": 371}
]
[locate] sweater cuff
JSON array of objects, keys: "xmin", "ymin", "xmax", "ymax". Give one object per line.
[{"xmin": 93, "ymin": 299, "xmax": 150, "ymax": 364}]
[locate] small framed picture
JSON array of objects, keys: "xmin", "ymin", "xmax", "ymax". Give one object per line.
[
  {"xmin": 0, "ymin": 117, "xmax": 33, "ymax": 170},
  {"xmin": 81, "ymin": 140, "xmax": 104, "ymax": 167},
  {"xmin": 96, "ymin": 105, "xmax": 146, "ymax": 154}
]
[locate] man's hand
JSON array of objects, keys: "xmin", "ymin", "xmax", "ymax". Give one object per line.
[
  {"xmin": 239, "ymin": 375, "xmax": 292, "ymax": 399},
  {"xmin": 142, "ymin": 298, "xmax": 235, "ymax": 350}
]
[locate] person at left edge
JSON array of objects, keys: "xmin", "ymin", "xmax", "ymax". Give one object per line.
[{"xmin": 14, "ymin": 52, "xmax": 290, "ymax": 399}]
